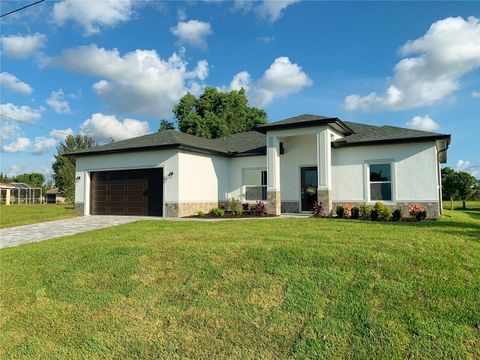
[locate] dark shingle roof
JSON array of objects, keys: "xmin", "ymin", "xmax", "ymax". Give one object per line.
[{"xmin": 67, "ymin": 115, "xmax": 450, "ymax": 157}]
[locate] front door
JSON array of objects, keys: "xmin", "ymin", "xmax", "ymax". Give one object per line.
[{"xmin": 301, "ymin": 166, "xmax": 318, "ymax": 212}]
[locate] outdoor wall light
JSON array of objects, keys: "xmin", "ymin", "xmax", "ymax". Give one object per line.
[
  {"xmin": 75, "ymin": 176, "xmax": 81, "ymax": 182},
  {"xmin": 167, "ymin": 171, "xmax": 174, "ymax": 178}
]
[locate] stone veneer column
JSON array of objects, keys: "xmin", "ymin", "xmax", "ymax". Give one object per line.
[
  {"xmin": 266, "ymin": 135, "xmax": 281, "ymax": 215},
  {"xmin": 317, "ymin": 129, "xmax": 333, "ymax": 214}
]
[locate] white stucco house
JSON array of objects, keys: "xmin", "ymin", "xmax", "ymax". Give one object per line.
[{"xmin": 68, "ymin": 114, "xmax": 450, "ymax": 218}]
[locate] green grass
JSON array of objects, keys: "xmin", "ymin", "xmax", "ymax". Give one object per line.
[
  {"xmin": 443, "ymin": 200, "xmax": 480, "ymax": 211},
  {"xmin": 1, "ymin": 210, "xmax": 479, "ymax": 359},
  {"xmin": 0, "ymin": 204, "xmax": 76, "ymax": 228}
]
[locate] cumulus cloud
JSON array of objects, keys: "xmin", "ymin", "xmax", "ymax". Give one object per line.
[
  {"xmin": 0, "ymin": 72, "xmax": 33, "ymax": 94},
  {"xmin": 0, "ymin": 103, "xmax": 42, "ymax": 123},
  {"xmin": 345, "ymin": 16, "xmax": 480, "ymax": 112},
  {"xmin": 32, "ymin": 137, "xmax": 57, "ymax": 155},
  {"xmin": 52, "ymin": 0, "xmax": 134, "ymax": 36},
  {"xmin": 2, "ymin": 137, "xmax": 31, "ymax": 153},
  {"xmin": 0, "ymin": 121, "xmax": 22, "ymax": 141},
  {"xmin": 170, "ymin": 20, "xmax": 213, "ymax": 49},
  {"xmin": 0, "ymin": 33, "xmax": 46, "ymax": 58},
  {"xmin": 234, "ymin": 0, "xmax": 299, "ymax": 22},
  {"xmin": 227, "ymin": 57, "xmax": 312, "ymax": 107},
  {"xmin": 49, "ymin": 44, "xmax": 208, "ymax": 117},
  {"xmin": 406, "ymin": 115, "xmax": 440, "ymax": 132},
  {"xmin": 456, "ymin": 159, "xmax": 480, "ymax": 178},
  {"xmin": 79, "ymin": 113, "xmax": 149, "ymax": 142},
  {"xmin": 46, "ymin": 89, "xmax": 71, "ymax": 114},
  {"xmin": 50, "ymin": 128, "xmax": 74, "ymax": 140}
]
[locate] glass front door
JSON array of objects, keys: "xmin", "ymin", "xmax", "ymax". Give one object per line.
[{"xmin": 301, "ymin": 167, "xmax": 318, "ymax": 212}]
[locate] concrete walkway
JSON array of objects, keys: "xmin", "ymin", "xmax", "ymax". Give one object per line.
[{"xmin": 0, "ymin": 216, "xmax": 163, "ymax": 249}]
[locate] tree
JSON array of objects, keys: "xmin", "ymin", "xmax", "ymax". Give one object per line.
[
  {"xmin": 14, "ymin": 173, "xmax": 45, "ymax": 188},
  {"xmin": 52, "ymin": 135, "xmax": 97, "ymax": 204},
  {"xmin": 159, "ymin": 119, "xmax": 175, "ymax": 131},
  {"xmin": 441, "ymin": 167, "xmax": 457, "ymax": 210},
  {"xmin": 456, "ymin": 171, "xmax": 477, "ymax": 209},
  {"xmin": 173, "ymin": 87, "xmax": 268, "ymax": 139}
]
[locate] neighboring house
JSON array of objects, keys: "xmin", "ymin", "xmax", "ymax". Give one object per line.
[
  {"xmin": 44, "ymin": 188, "xmax": 66, "ymax": 204},
  {"xmin": 67, "ymin": 114, "xmax": 450, "ymax": 218}
]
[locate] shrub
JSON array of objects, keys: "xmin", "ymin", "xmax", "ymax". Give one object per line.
[
  {"xmin": 197, "ymin": 210, "xmax": 205, "ymax": 217},
  {"xmin": 409, "ymin": 203, "xmax": 427, "ymax": 221},
  {"xmin": 242, "ymin": 203, "xmax": 250, "ymax": 211},
  {"xmin": 210, "ymin": 207, "xmax": 225, "ymax": 217},
  {"xmin": 336, "ymin": 205, "xmax": 344, "ymax": 218},
  {"xmin": 370, "ymin": 209, "xmax": 379, "ymax": 221},
  {"xmin": 392, "ymin": 208, "xmax": 402, "ymax": 221},
  {"xmin": 360, "ymin": 204, "xmax": 371, "ymax": 219},
  {"xmin": 218, "ymin": 203, "xmax": 226, "ymax": 210},
  {"xmin": 251, "ymin": 201, "xmax": 267, "ymax": 216},
  {"xmin": 374, "ymin": 202, "xmax": 392, "ymax": 220},
  {"xmin": 342, "ymin": 204, "xmax": 353, "ymax": 219},
  {"xmin": 313, "ymin": 201, "xmax": 325, "ymax": 218},
  {"xmin": 227, "ymin": 198, "xmax": 243, "ymax": 216},
  {"xmin": 351, "ymin": 207, "xmax": 360, "ymax": 219}
]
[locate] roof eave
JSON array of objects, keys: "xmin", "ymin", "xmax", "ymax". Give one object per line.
[
  {"xmin": 256, "ymin": 117, "xmax": 354, "ymax": 135},
  {"xmin": 332, "ymin": 134, "xmax": 451, "ymax": 148}
]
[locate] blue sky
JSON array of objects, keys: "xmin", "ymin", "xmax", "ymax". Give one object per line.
[{"xmin": 1, "ymin": 0, "xmax": 479, "ymax": 179}]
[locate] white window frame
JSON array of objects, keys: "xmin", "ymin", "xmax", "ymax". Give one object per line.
[
  {"xmin": 365, "ymin": 160, "xmax": 396, "ymax": 204},
  {"xmin": 242, "ymin": 168, "xmax": 267, "ymax": 202}
]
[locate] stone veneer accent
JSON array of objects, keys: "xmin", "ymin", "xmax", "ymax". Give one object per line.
[
  {"xmin": 74, "ymin": 202, "xmax": 84, "ymax": 216},
  {"xmin": 317, "ymin": 189, "xmax": 332, "ymax": 215},
  {"xmin": 281, "ymin": 201, "xmax": 300, "ymax": 213},
  {"xmin": 332, "ymin": 201, "xmax": 440, "ymax": 219},
  {"xmin": 266, "ymin": 190, "xmax": 281, "ymax": 216},
  {"xmin": 165, "ymin": 202, "xmax": 219, "ymax": 217}
]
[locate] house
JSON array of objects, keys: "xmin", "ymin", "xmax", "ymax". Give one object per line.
[
  {"xmin": 67, "ymin": 114, "xmax": 450, "ymax": 218},
  {"xmin": 44, "ymin": 188, "xmax": 66, "ymax": 204}
]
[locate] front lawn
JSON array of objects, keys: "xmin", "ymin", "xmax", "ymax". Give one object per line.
[
  {"xmin": 0, "ymin": 210, "xmax": 479, "ymax": 358},
  {"xmin": 0, "ymin": 204, "xmax": 76, "ymax": 228}
]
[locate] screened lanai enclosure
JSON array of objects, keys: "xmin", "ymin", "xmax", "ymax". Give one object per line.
[{"xmin": 0, "ymin": 183, "xmax": 42, "ymax": 205}]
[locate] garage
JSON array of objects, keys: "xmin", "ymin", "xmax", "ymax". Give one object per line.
[{"xmin": 90, "ymin": 168, "xmax": 163, "ymax": 216}]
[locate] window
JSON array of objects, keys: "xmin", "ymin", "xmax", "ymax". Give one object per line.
[
  {"xmin": 243, "ymin": 169, "xmax": 267, "ymax": 201},
  {"xmin": 369, "ymin": 163, "xmax": 392, "ymax": 201}
]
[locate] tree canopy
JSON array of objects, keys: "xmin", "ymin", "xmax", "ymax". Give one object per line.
[
  {"xmin": 441, "ymin": 167, "xmax": 478, "ymax": 209},
  {"xmin": 12, "ymin": 173, "xmax": 45, "ymax": 188},
  {"xmin": 159, "ymin": 119, "xmax": 175, "ymax": 131},
  {"xmin": 52, "ymin": 135, "xmax": 97, "ymax": 204},
  {"xmin": 173, "ymin": 87, "xmax": 268, "ymax": 139}
]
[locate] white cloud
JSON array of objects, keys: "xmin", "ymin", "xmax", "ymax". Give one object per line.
[
  {"xmin": 234, "ymin": 0, "xmax": 299, "ymax": 22},
  {"xmin": 52, "ymin": 0, "xmax": 134, "ymax": 36},
  {"xmin": 229, "ymin": 57, "xmax": 311, "ymax": 107},
  {"xmin": 79, "ymin": 113, "xmax": 149, "ymax": 142},
  {"xmin": 170, "ymin": 20, "xmax": 213, "ymax": 49},
  {"xmin": 406, "ymin": 115, "xmax": 440, "ymax": 132},
  {"xmin": 2, "ymin": 137, "xmax": 31, "ymax": 153},
  {"xmin": 0, "ymin": 33, "xmax": 46, "ymax": 58},
  {"xmin": 472, "ymin": 91, "xmax": 480, "ymax": 98},
  {"xmin": 345, "ymin": 16, "xmax": 480, "ymax": 112},
  {"xmin": 456, "ymin": 160, "xmax": 480, "ymax": 178},
  {"xmin": 258, "ymin": 36, "xmax": 275, "ymax": 44},
  {"xmin": 32, "ymin": 137, "xmax": 57, "ymax": 155},
  {"xmin": 229, "ymin": 71, "xmax": 251, "ymax": 92},
  {"xmin": 46, "ymin": 89, "xmax": 71, "ymax": 114},
  {"xmin": 50, "ymin": 128, "xmax": 74, "ymax": 140},
  {"xmin": 0, "ymin": 72, "xmax": 33, "ymax": 94},
  {"xmin": 50, "ymin": 44, "xmax": 208, "ymax": 117},
  {"xmin": 0, "ymin": 121, "xmax": 22, "ymax": 141},
  {"xmin": 0, "ymin": 103, "xmax": 42, "ymax": 123}
]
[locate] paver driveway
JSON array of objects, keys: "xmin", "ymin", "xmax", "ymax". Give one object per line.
[{"xmin": 0, "ymin": 216, "xmax": 162, "ymax": 249}]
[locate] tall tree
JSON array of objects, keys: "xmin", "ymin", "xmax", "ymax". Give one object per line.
[
  {"xmin": 173, "ymin": 87, "xmax": 268, "ymax": 139},
  {"xmin": 456, "ymin": 171, "xmax": 477, "ymax": 209},
  {"xmin": 14, "ymin": 173, "xmax": 45, "ymax": 188},
  {"xmin": 52, "ymin": 135, "xmax": 97, "ymax": 204},
  {"xmin": 441, "ymin": 167, "xmax": 457, "ymax": 210},
  {"xmin": 159, "ymin": 119, "xmax": 175, "ymax": 131}
]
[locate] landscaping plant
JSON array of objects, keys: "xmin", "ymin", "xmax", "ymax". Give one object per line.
[
  {"xmin": 409, "ymin": 203, "xmax": 427, "ymax": 221},
  {"xmin": 342, "ymin": 204, "xmax": 353, "ymax": 219},
  {"xmin": 197, "ymin": 210, "xmax": 205, "ymax": 217},
  {"xmin": 374, "ymin": 202, "xmax": 392, "ymax": 220},
  {"xmin": 360, "ymin": 204, "xmax": 371, "ymax": 219},
  {"xmin": 392, "ymin": 208, "xmax": 402, "ymax": 221},
  {"xmin": 336, "ymin": 205, "xmax": 344, "ymax": 218},
  {"xmin": 351, "ymin": 206, "xmax": 360, "ymax": 219},
  {"xmin": 251, "ymin": 201, "xmax": 267, "ymax": 216},
  {"xmin": 227, "ymin": 198, "xmax": 243, "ymax": 216},
  {"xmin": 210, "ymin": 207, "xmax": 225, "ymax": 217}
]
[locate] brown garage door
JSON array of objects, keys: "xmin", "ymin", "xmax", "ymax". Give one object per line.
[{"xmin": 90, "ymin": 168, "xmax": 163, "ymax": 216}]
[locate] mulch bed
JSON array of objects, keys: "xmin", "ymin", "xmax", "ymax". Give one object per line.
[{"xmin": 184, "ymin": 212, "xmax": 276, "ymax": 219}]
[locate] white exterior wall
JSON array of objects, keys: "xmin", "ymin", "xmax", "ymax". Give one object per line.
[
  {"xmin": 332, "ymin": 142, "xmax": 439, "ymax": 203},
  {"xmin": 228, "ymin": 155, "xmax": 266, "ymax": 201},
  {"xmin": 75, "ymin": 150, "xmax": 179, "ymax": 215},
  {"xmin": 177, "ymin": 151, "xmax": 229, "ymax": 203}
]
